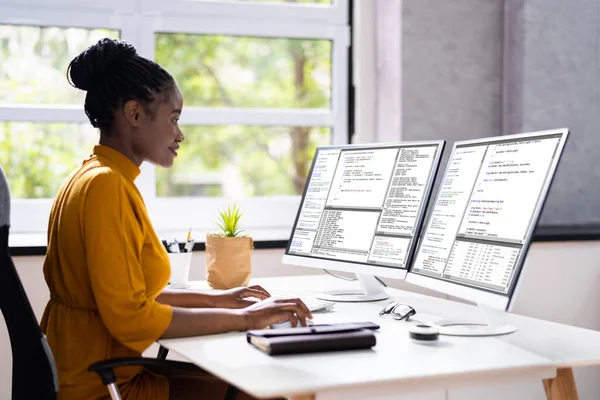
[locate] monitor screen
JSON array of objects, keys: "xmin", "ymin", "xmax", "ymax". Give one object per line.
[
  {"xmin": 285, "ymin": 141, "xmax": 444, "ymax": 274},
  {"xmin": 409, "ymin": 129, "xmax": 569, "ymax": 306}
]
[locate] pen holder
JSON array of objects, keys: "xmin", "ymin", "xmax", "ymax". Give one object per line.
[{"xmin": 168, "ymin": 252, "xmax": 193, "ymax": 289}]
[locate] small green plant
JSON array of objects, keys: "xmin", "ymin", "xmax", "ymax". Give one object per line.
[{"xmin": 213, "ymin": 203, "xmax": 246, "ymax": 237}]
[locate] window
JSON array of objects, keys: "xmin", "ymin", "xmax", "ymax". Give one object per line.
[
  {"xmin": 155, "ymin": 125, "xmax": 331, "ymax": 197},
  {"xmin": 0, "ymin": 25, "xmax": 119, "ymax": 104},
  {"xmin": 215, "ymin": 1, "xmax": 333, "ymax": 4},
  {"xmin": 156, "ymin": 34, "xmax": 332, "ymax": 109},
  {"xmin": 0, "ymin": 122, "xmax": 98, "ymax": 198},
  {"xmin": 0, "ymin": 0, "xmax": 350, "ymax": 238},
  {"xmin": 0, "ymin": 24, "xmax": 119, "ymax": 202}
]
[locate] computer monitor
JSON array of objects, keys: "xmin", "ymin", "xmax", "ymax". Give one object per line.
[
  {"xmin": 282, "ymin": 141, "xmax": 445, "ymax": 302},
  {"xmin": 407, "ymin": 128, "xmax": 569, "ymax": 335}
]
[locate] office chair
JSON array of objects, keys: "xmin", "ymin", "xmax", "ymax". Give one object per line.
[{"xmin": 0, "ymin": 165, "xmax": 239, "ymax": 400}]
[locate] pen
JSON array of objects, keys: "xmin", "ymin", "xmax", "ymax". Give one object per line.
[
  {"xmin": 184, "ymin": 228, "xmax": 194, "ymax": 252},
  {"xmin": 185, "ymin": 239, "xmax": 195, "ymax": 252},
  {"xmin": 169, "ymin": 239, "xmax": 180, "ymax": 253}
]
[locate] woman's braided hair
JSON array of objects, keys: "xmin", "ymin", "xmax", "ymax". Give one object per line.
[{"xmin": 67, "ymin": 38, "xmax": 175, "ymax": 135}]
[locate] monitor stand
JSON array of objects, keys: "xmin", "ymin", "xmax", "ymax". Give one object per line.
[
  {"xmin": 421, "ymin": 303, "xmax": 517, "ymax": 337},
  {"xmin": 316, "ymin": 274, "xmax": 389, "ymax": 302}
]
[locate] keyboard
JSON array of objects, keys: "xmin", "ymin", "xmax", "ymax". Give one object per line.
[{"xmin": 270, "ymin": 291, "xmax": 335, "ymax": 312}]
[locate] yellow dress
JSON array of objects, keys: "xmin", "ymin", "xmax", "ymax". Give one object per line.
[{"xmin": 40, "ymin": 145, "xmax": 173, "ymax": 399}]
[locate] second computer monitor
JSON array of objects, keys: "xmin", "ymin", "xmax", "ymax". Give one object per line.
[
  {"xmin": 407, "ymin": 128, "xmax": 569, "ymax": 312},
  {"xmin": 282, "ymin": 141, "xmax": 445, "ymax": 301}
]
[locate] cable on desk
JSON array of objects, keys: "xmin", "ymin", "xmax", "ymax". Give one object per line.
[
  {"xmin": 323, "ymin": 269, "xmax": 388, "ymax": 287},
  {"xmin": 375, "ymin": 277, "xmax": 387, "ymax": 287},
  {"xmin": 323, "ymin": 269, "xmax": 356, "ymax": 281}
]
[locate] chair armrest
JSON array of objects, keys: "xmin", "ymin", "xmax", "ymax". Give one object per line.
[
  {"xmin": 88, "ymin": 357, "xmax": 206, "ymax": 385},
  {"xmin": 157, "ymin": 344, "xmax": 169, "ymax": 360}
]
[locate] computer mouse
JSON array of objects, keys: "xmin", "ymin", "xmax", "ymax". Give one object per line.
[
  {"xmin": 269, "ymin": 321, "xmax": 293, "ymax": 329},
  {"xmin": 269, "ymin": 320, "xmax": 314, "ymax": 329}
]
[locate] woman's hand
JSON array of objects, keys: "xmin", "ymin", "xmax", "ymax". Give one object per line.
[
  {"xmin": 212, "ymin": 285, "xmax": 271, "ymax": 309},
  {"xmin": 241, "ymin": 297, "xmax": 313, "ymax": 330},
  {"xmin": 161, "ymin": 296, "xmax": 313, "ymax": 338}
]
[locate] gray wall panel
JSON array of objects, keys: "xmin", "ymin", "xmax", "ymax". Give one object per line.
[
  {"xmin": 401, "ymin": 0, "xmax": 505, "ymax": 224},
  {"xmin": 402, "ymin": 0, "xmax": 504, "ymax": 142},
  {"xmin": 509, "ymin": 0, "xmax": 600, "ymax": 225},
  {"xmin": 401, "ymin": 0, "xmax": 600, "ymax": 226}
]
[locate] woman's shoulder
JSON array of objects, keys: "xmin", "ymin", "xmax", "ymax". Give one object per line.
[
  {"xmin": 75, "ymin": 165, "xmax": 144, "ymax": 218},
  {"xmin": 71, "ymin": 162, "xmax": 136, "ymax": 200},
  {"xmin": 81, "ymin": 163, "xmax": 124, "ymax": 186}
]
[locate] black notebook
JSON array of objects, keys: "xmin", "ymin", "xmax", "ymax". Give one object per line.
[{"xmin": 247, "ymin": 322, "xmax": 378, "ymax": 356}]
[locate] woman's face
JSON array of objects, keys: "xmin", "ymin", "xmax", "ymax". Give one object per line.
[{"xmin": 132, "ymin": 86, "xmax": 184, "ymax": 168}]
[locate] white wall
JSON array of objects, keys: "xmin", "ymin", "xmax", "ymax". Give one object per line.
[{"xmin": 2, "ymin": 243, "xmax": 600, "ymax": 399}]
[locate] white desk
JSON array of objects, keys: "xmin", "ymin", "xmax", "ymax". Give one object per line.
[{"xmin": 159, "ymin": 275, "xmax": 600, "ymax": 400}]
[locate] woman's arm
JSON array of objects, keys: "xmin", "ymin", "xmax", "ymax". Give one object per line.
[
  {"xmin": 84, "ymin": 174, "xmax": 175, "ymax": 353},
  {"xmin": 156, "ymin": 289, "xmax": 217, "ymax": 308},
  {"xmin": 161, "ymin": 308, "xmax": 243, "ymax": 337},
  {"xmin": 160, "ymin": 298, "xmax": 313, "ymax": 338},
  {"xmin": 156, "ymin": 285, "xmax": 272, "ymax": 309}
]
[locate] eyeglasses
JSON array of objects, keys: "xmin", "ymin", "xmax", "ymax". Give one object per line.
[{"xmin": 379, "ymin": 302, "xmax": 416, "ymax": 321}]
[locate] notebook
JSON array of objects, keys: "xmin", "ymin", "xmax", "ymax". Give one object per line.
[{"xmin": 247, "ymin": 322, "xmax": 379, "ymax": 355}]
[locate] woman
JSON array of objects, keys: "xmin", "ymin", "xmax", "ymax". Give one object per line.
[{"xmin": 40, "ymin": 38, "xmax": 311, "ymax": 400}]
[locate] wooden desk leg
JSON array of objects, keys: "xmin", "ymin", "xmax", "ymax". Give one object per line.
[
  {"xmin": 289, "ymin": 395, "xmax": 315, "ymax": 400},
  {"xmin": 543, "ymin": 368, "xmax": 579, "ymax": 400}
]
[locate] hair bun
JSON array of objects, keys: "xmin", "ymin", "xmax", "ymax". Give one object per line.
[{"xmin": 67, "ymin": 38, "xmax": 137, "ymax": 91}]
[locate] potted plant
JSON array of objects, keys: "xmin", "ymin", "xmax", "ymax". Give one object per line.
[{"xmin": 205, "ymin": 203, "xmax": 253, "ymax": 289}]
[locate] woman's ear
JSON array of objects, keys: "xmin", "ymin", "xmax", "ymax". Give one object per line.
[{"xmin": 123, "ymin": 100, "xmax": 142, "ymax": 128}]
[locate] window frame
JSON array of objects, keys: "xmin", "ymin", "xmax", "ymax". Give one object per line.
[
  {"xmin": 140, "ymin": 0, "xmax": 348, "ymax": 25},
  {"xmin": 0, "ymin": 0, "xmax": 350, "ymax": 239}
]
